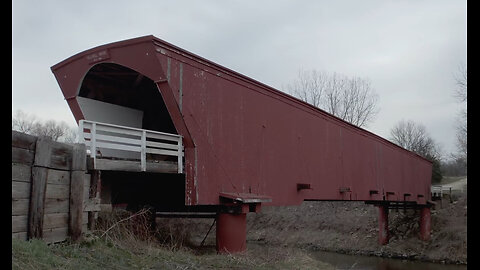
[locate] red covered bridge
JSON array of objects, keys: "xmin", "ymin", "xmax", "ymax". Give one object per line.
[{"xmin": 51, "ymin": 35, "xmax": 433, "ymax": 253}]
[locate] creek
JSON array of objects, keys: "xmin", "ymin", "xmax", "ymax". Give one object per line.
[{"xmin": 309, "ymin": 249, "xmax": 467, "ymax": 270}]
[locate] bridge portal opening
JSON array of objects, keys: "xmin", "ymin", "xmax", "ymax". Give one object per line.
[{"xmin": 78, "ymin": 63, "xmax": 176, "ymax": 134}]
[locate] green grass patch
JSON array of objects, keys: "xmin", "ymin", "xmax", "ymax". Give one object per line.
[{"xmin": 12, "ymin": 238, "xmax": 333, "ymax": 270}]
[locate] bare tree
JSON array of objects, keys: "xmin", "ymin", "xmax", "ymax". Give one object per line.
[
  {"xmin": 286, "ymin": 69, "xmax": 328, "ymax": 108},
  {"xmin": 12, "ymin": 109, "xmax": 39, "ymax": 134},
  {"xmin": 12, "ymin": 109, "xmax": 77, "ymax": 143},
  {"xmin": 454, "ymin": 63, "xmax": 467, "ymax": 103},
  {"xmin": 284, "ymin": 69, "xmax": 379, "ymax": 128},
  {"xmin": 390, "ymin": 120, "xmax": 440, "ymax": 159},
  {"xmin": 62, "ymin": 126, "xmax": 80, "ymax": 143},
  {"xmin": 453, "ymin": 63, "xmax": 467, "ymax": 163},
  {"xmin": 389, "ymin": 120, "xmax": 442, "ymax": 183},
  {"xmin": 33, "ymin": 120, "xmax": 70, "ymax": 142}
]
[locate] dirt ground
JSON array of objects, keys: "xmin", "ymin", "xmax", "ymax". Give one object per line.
[{"xmin": 166, "ymin": 192, "xmax": 466, "ymax": 265}]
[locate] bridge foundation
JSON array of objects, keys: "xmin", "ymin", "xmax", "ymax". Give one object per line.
[
  {"xmin": 419, "ymin": 206, "xmax": 431, "ymax": 241},
  {"xmin": 216, "ymin": 212, "xmax": 247, "ymax": 253},
  {"xmin": 377, "ymin": 205, "xmax": 389, "ymax": 245}
]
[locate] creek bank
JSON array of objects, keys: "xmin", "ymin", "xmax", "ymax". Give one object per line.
[
  {"xmin": 244, "ymin": 195, "xmax": 467, "ymax": 265},
  {"xmin": 157, "ymin": 193, "xmax": 466, "ymax": 265}
]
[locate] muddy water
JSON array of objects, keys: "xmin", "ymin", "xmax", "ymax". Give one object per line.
[{"xmin": 309, "ymin": 250, "xmax": 467, "ymax": 270}]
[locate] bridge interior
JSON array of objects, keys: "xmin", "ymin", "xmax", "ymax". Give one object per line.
[{"xmin": 79, "ymin": 63, "xmax": 176, "ymax": 134}]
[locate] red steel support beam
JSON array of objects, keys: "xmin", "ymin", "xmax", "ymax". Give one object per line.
[
  {"xmin": 216, "ymin": 212, "xmax": 247, "ymax": 253},
  {"xmin": 419, "ymin": 207, "xmax": 431, "ymax": 241},
  {"xmin": 377, "ymin": 205, "xmax": 389, "ymax": 245}
]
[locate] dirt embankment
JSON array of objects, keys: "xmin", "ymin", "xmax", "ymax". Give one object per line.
[
  {"xmin": 158, "ymin": 191, "xmax": 466, "ymax": 265},
  {"xmin": 244, "ymin": 194, "xmax": 467, "ymax": 264}
]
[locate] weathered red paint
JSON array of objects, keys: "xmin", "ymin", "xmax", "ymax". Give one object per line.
[
  {"xmin": 378, "ymin": 205, "xmax": 389, "ymax": 245},
  {"xmin": 216, "ymin": 212, "xmax": 247, "ymax": 253},
  {"xmin": 51, "ymin": 35, "xmax": 433, "ymax": 208},
  {"xmin": 419, "ymin": 207, "xmax": 431, "ymax": 241}
]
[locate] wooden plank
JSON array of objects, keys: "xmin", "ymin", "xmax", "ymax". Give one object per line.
[
  {"xmin": 12, "ymin": 163, "xmax": 32, "ymax": 182},
  {"xmin": 177, "ymin": 139, "xmax": 183, "ymax": 173},
  {"xmin": 146, "ymin": 131, "xmax": 180, "ymax": 141},
  {"xmin": 49, "ymin": 151, "xmax": 72, "ymax": 171},
  {"xmin": 82, "ymin": 212, "xmax": 89, "ymax": 225},
  {"xmin": 33, "ymin": 136, "xmax": 53, "ymax": 167},
  {"xmin": 12, "ymin": 130, "xmax": 37, "ymax": 150},
  {"xmin": 28, "ymin": 167, "xmax": 48, "ymax": 239},
  {"xmin": 71, "ymin": 143, "xmax": 86, "ymax": 171},
  {"xmin": 94, "ymin": 123, "xmax": 143, "ymax": 137},
  {"xmin": 85, "ymin": 141, "xmax": 142, "ymax": 152},
  {"xmin": 44, "ymin": 213, "xmax": 69, "ymax": 229},
  {"xmin": 84, "ymin": 133, "xmax": 142, "ymax": 146},
  {"xmin": 34, "ymin": 136, "xmax": 73, "ymax": 170},
  {"xmin": 88, "ymin": 171, "xmax": 100, "ymax": 230},
  {"xmin": 69, "ymin": 171, "xmax": 85, "ymax": 241},
  {"xmin": 12, "ymin": 147, "xmax": 35, "ymax": 165},
  {"xmin": 146, "ymin": 140, "xmax": 179, "ymax": 150},
  {"xmin": 84, "ymin": 174, "xmax": 91, "ymax": 202},
  {"xmin": 44, "ymin": 198, "xmax": 69, "ymax": 214},
  {"xmin": 94, "ymin": 159, "xmax": 141, "ymax": 171},
  {"xmin": 84, "ymin": 198, "xmax": 101, "ymax": 212},
  {"xmin": 12, "ymin": 198, "xmax": 30, "ymax": 216},
  {"xmin": 50, "ymin": 141, "xmax": 73, "ymax": 170},
  {"xmin": 146, "ymin": 161, "xmax": 178, "ymax": 173},
  {"xmin": 12, "ymin": 215, "xmax": 28, "ymax": 233},
  {"xmin": 43, "ymin": 227, "xmax": 68, "ymax": 243},
  {"xmin": 12, "ymin": 232, "xmax": 28, "ymax": 241},
  {"xmin": 46, "ymin": 169, "xmax": 70, "ymax": 185},
  {"xmin": 94, "ymin": 159, "xmax": 178, "ymax": 173},
  {"xmin": 12, "ymin": 181, "xmax": 31, "ymax": 199},
  {"xmin": 45, "ymin": 184, "xmax": 70, "ymax": 199},
  {"xmin": 141, "ymin": 131, "xmax": 146, "ymax": 171},
  {"xmin": 146, "ymin": 148, "xmax": 179, "ymax": 156}
]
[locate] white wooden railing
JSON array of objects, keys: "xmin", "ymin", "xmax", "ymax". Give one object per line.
[{"xmin": 77, "ymin": 120, "xmax": 183, "ymax": 173}]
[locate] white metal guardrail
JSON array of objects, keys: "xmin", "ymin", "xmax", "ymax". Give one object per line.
[
  {"xmin": 431, "ymin": 185, "xmax": 452, "ymax": 198},
  {"xmin": 78, "ymin": 120, "xmax": 184, "ymax": 173}
]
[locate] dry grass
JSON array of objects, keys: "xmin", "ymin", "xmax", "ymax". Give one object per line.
[
  {"xmin": 12, "ymin": 207, "xmax": 333, "ymax": 269},
  {"xmin": 11, "ymin": 207, "xmax": 336, "ymax": 269}
]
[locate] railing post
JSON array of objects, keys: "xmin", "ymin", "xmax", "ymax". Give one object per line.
[
  {"xmin": 77, "ymin": 120, "xmax": 84, "ymax": 144},
  {"xmin": 91, "ymin": 122, "xmax": 97, "ymax": 168},
  {"xmin": 178, "ymin": 137, "xmax": 183, "ymax": 173},
  {"xmin": 141, "ymin": 130, "xmax": 146, "ymax": 172}
]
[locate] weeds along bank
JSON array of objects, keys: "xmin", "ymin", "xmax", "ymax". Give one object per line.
[
  {"xmin": 11, "ymin": 209, "xmax": 335, "ymax": 270},
  {"xmin": 175, "ymin": 194, "xmax": 466, "ymax": 265},
  {"xmin": 244, "ymin": 194, "xmax": 467, "ymax": 265}
]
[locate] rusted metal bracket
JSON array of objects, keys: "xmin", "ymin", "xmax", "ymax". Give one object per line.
[{"xmin": 219, "ymin": 192, "xmax": 272, "ymax": 204}]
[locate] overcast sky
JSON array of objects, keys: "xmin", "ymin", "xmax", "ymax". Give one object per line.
[{"xmin": 12, "ymin": 0, "xmax": 466, "ymax": 159}]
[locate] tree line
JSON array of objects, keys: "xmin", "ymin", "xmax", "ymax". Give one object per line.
[{"xmin": 12, "ymin": 110, "xmax": 78, "ymax": 143}]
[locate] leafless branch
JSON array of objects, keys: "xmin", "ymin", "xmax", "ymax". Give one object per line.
[{"xmin": 285, "ymin": 69, "xmax": 379, "ymax": 128}]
